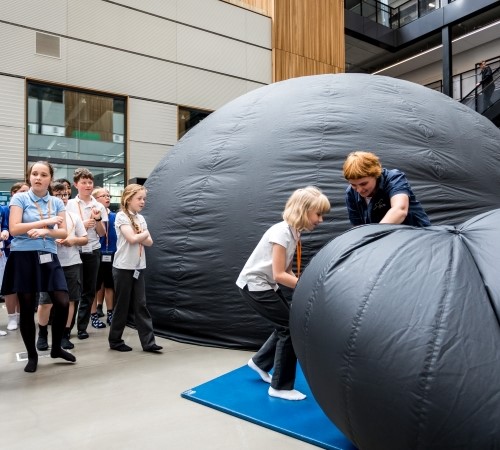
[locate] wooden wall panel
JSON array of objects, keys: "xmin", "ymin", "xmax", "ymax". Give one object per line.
[
  {"xmin": 221, "ymin": 0, "xmax": 345, "ymax": 81},
  {"xmin": 273, "ymin": 49, "xmax": 343, "ymax": 81},
  {"xmin": 221, "ymin": 0, "xmax": 273, "ymax": 16},
  {"xmin": 273, "ymin": 0, "xmax": 344, "ymax": 80}
]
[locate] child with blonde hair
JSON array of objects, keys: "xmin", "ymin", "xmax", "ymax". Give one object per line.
[
  {"xmin": 91, "ymin": 186, "xmax": 116, "ymax": 329},
  {"xmin": 236, "ymin": 186, "xmax": 330, "ymax": 400},
  {"xmin": 108, "ymin": 184, "xmax": 162, "ymax": 352}
]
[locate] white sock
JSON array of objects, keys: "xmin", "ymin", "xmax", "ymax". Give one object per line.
[
  {"xmin": 7, "ymin": 314, "xmax": 18, "ymax": 331},
  {"xmin": 247, "ymin": 358, "xmax": 272, "ymax": 384},
  {"xmin": 268, "ymin": 386, "xmax": 306, "ymax": 401}
]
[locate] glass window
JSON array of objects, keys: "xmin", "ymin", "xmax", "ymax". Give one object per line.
[
  {"xmin": 178, "ymin": 106, "xmax": 212, "ymax": 139},
  {"xmin": 27, "ymin": 82, "xmax": 126, "ymax": 193}
]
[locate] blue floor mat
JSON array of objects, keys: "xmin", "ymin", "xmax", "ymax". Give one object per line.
[{"xmin": 181, "ymin": 364, "xmax": 357, "ymax": 450}]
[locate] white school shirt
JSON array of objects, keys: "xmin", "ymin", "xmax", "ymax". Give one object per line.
[
  {"xmin": 236, "ymin": 221, "xmax": 299, "ymax": 291},
  {"xmin": 66, "ymin": 195, "xmax": 108, "ymax": 250},
  {"xmin": 57, "ymin": 211, "xmax": 87, "ymax": 267},
  {"xmin": 113, "ymin": 211, "xmax": 148, "ymax": 270}
]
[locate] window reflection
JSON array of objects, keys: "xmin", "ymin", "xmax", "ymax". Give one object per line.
[
  {"xmin": 27, "ymin": 83, "xmax": 126, "ymax": 165},
  {"xmin": 49, "ymin": 163, "xmax": 124, "ymax": 210},
  {"xmin": 27, "ymin": 82, "xmax": 126, "ymax": 197},
  {"xmin": 178, "ymin": 106, "xmax": 212, "ymax": 139}
]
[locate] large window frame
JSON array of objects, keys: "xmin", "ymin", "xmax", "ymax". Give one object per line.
[{"xmin": 26, "ymin": 80, "xmax": 127, "ymax": 205}]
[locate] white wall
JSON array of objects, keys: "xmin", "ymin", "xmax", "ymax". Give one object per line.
[
  {"xmin": 0, "ymin": 75, "xmax": 25, "ymax": 181},
  {"xmin": 0, "ymin": 0, "xmax": 272, "ymax": 181}
]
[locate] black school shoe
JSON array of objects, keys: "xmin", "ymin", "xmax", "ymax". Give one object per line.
[
  {"xmin": 143, "ymin": 344, "xmax": 163, "ymax": 353},
  {"xmin": 61, "ymin": 336, "xmax": 74, "ymax": 349},
  {"xmin": 110, "ymin": 343, "xmax": 132, "ymax": 352},
  {"xmin": 77, "ymin": 330, "xmax": 89, "ymax": 340},
  {"xmin": 36, "ymin": 334, "xmax": 49, "ymax": 351}
]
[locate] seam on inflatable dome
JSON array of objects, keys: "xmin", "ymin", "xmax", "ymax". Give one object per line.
[
  {"xmin": 413, "ymin": 236, "xmax": 455, "ymax": 448},
  {"xmin": 301, "ymin": 259, "xmax": 334, "ymax": 380},
  {"xmin": 339, "ymin": 231, "xmax": 417, "ymax": 444}
]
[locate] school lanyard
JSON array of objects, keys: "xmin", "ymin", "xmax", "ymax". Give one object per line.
[
  {"xmin": 76, "ymin": 200, "xmax": 87, "ymax": 221},
  {"xmin": 33, "ymin": 198, "xmax": 52, "ymax": 244},
  {"xmin": 66, "ymin": 212, "xmax": 75, "ymax": 236},
  {"xmin": 296, "ymin": 239, "xmax": 302, "ymax": 277},
  {"xmin": 33, "ymin": 199, "xmax": 52, "ymax": 228}
]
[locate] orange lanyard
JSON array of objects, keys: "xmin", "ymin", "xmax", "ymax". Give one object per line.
[
  {"xmin": 76, "ymin": 197, "xmax": 97, "ymax": 222},
  {"xmin": 296, "ymin": 239, "xmax": 302, "ymax": 277},
  {"xmin": 66, "ymin": 212, "xmax": 75, "ymax": 236},
  {"xmin": 76, "ymin": 201, "xmax": 86, "ymax": 221},
  {"xmin": 33, "ymin": 199, "xmax": 52, "ymax": 228}
]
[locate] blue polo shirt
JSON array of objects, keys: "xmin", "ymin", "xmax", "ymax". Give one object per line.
[
  {"xmin": 9, "ymin": 189, "xmax": 65, "ymax": 253},
  {"xmin": 99, "ymin": 210, "xmax": 117, "ymax": 253},
  {"xmin": 345, "ymin": 168, "xmax": 431, "ymax": 227}
]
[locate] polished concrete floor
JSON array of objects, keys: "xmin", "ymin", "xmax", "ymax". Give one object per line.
[{"xmin": 0, "ymin": 304, "xmax": 316, "ymax": 450}]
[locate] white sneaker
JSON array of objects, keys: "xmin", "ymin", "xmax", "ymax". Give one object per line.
[
  {"xmin": 0, "ymin": 329, "xmax": 6, "ymax": 336},
  {"xmin": 7, "ymin": 314, "xmax": 18, "ymax": 331}
]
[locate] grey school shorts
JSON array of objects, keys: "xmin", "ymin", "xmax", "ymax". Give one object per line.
[
  {"xmin": 62, "ymin": 264, "xmax": 82, "ymax": 302},
  {"xmin": 36, "ymin": 264, "xmax": 81, "ymax": 303}
]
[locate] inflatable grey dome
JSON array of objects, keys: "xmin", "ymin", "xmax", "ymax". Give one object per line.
[
  {"xmin": 290, "ymin": 209, "xmax": 500, "ymax": 450},
  {"xmin": 143, "ymin": 73, "xmax": 500, "ymax": 348}
]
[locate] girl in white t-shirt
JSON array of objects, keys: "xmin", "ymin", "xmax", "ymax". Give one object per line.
[
  {"xmin": 108, "ymin": 184, "xmax": 162, "ymax": 353},
  {"xmin": 236, "ymin": 186, "xmax": 330, "ymax": 400}
]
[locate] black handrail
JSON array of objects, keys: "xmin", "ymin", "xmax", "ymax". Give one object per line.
[
  {"xmin": 424, "ymin": 56, "xmax": 500, "ymax": 101},
  {"xmin": 346, "ymin": 0, "xmax": 445, "ymax": 29}
]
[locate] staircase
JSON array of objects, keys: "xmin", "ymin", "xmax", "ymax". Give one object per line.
[{"xmin": 460, "ymin": 67, "xmax": 500, "ymax": 127}]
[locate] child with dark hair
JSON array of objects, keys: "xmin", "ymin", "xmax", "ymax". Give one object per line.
[
  {"xmin": 55, "ymin": 178, "xmax": 72, "ymax": 199},
  {"xmin": 0, "ymin": 162, "xmax": 76, "ymax": 372},
  {"xmin": 65, "ymin": 168, "xmax": 108, "ymax": 339},
  {"xmin": 36, "ymin": 182, "xmax": 89, "ymax": 350},
  {"xmin": 92, "ymin": 186, "xmax": 116, "ymax": 328}
]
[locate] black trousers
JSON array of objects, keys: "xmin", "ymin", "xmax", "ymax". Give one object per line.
[
  {"xmin": 77, "ymin": 250, "xmax": 100, "ymax": 332},
  {"xmin": 483, "ymin": 83, "xmax": 495, "ymax": 109},
  {"xmin": 109, "ymin": 268, "xmax": 155, "ymax": 350},
  {"xmin": 239, "ymin": 286, "xmax": 297, "ymax": 390}
]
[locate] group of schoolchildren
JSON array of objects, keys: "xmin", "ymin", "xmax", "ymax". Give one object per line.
[
  {"xmin": 0, "ymin": 162, "xmax": 162, "ymax": 373},
  {"xmin": 1, "ymin": 151, "xmax": 430, "ymax": 403}
]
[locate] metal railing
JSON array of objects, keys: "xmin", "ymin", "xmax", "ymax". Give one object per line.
[
  {"xmin": 346, "ymin": 0, "xmax": 448, "ymax": 29},
  {"xmin": 461, "ymin": 65, "xmax": 500, "ymax": 115},
  {"xmin": 424, "ymin": 57, "xmax": 500, "ymax": 104}
]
